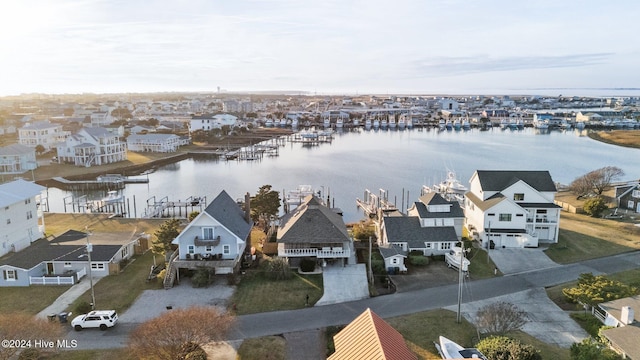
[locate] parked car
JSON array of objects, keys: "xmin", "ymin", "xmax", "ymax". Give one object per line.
[{"xmin": 71, "ymin": 310, "xmax": 118, "ymax": 331}]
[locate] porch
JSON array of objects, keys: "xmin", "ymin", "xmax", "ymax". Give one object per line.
[
  {"xmin": 279, "ymin": 245, "xmax": 351, "ymax": 258},
  {"xmin": 30, "ymin": 267, "xmax": 86, "ymax": 285}
]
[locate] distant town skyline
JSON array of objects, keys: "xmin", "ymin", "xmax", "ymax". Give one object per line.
[{"xmin": 2, "ymin": 0, "xmax": 639, "ymax": 97}]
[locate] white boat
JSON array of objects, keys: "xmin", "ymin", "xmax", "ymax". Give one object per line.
[
  {"xmin": 453, "ymin": 119, "xmax": 461, "ymax": 130},
  {"xmin": 323, "ymin": 118, "xmax": 331, "ymax": 128},
  {"xmin": 438, "ymin": 119, "xmax": 446, "ymax": 130},
  {"xmin": 381, "ymin": 118, "xmax": 388, "ymax": 128},
  {"xmin": 265, "ymin": 119, "xmax": 274, "ymax": 127},
  {"xmin": 291, "ymin": 118, "xmax": 299, "ymax": 128},
  {"xmin": 102, "ymin": 190, "xmax": 123, "ymax": 204},
  {"xmin": 398, "ymin": 115, "xmax": 406, "ymax": 129},
  {"xmin": 445, "ymin": 247, "xmax": 470, "ymax": 272},
  {"xmin": 373, "ymin": 119, "xmax": 380, "ymax": 129},
  {"xmin": 462, "ymin": 119, "xmax": 470, "ymax": 130},
  {"xmin": 406, "ymin": 117, "xmax": 413, "ymax": 128},
  {"xmin": 438, "ymin": 336, "xmax": 487, "ymax": 359},
  {"xmin": 533, "ymin": 119, "xmax": 549, "ymax": 129},
  {"xmin": 426, "ymin": 171, "xmax": 468, "ymax": 204},
  {"xmin": 336, "ymin": 118, "xmax": 344, "ymax": 128},
  {"xmin": 388, "ymin": 115, "xmax": 396, "ymax": 129},
  {"xmin": 285, "ymin": 185, "xmax": 317, "ymax": 210},
  {"xmin": 352, "ymin": 118, "xmax": 360, "ymax": 127},
  {"xmin": 365, "ymin": 118, "xmax": 372, "ymax": 129}
]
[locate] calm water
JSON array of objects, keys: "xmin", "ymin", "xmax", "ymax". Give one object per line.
[{"xmin": 45, "ymin": 128, "xmax": 640, "ymax": 222}]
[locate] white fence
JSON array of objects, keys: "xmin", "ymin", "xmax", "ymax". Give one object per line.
[{"xmin": 29, "ymin": 267, "xmax": 86, "ymax": 286}]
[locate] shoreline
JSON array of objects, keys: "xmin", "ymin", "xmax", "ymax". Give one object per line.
[{"xmin": 587, "ymin": 130, "xmax": 640, "ymax": 149}]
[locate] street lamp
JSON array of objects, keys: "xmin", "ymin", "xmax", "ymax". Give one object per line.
[{"xmin": 86, "ymin": 230, "xmax": 96, "ymax": 310}]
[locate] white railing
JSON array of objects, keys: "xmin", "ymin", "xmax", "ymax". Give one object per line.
[
  {"xmin": 30, "ymin": 275, "xmax": 75, "ymax": 285},
  {"xmin": 279, "ymin": 247, "xmax": 350, "ymax": 258}
]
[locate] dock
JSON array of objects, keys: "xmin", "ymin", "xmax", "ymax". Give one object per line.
[
  {"xmin": 356, "ymin": 188, "xmax": 398, "ymax": 218},
  {"xmin": 50, "ymin": 174, "xmax": 148, "ymax": 190},
  {"xmin": 143, "ymin": 195, "xmax": 207, "ymax": 218}
]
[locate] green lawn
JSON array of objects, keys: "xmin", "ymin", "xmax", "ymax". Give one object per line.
[
  {"xmin": 237, "ymin": 336, "xmax": 286, "ymax": 360},
  {"xmin": 0, "ymin": 285, "xmax": 71, "ymax": 315},
  {"xmin": 544, "ymin": 229, "xmax": 635, "ymax": 264},
  {"xmin": 231, "ymin": 269, "xmax": 323, "ymax": 315},
  {"xmin": 66, "ymin": 251, "xmax": 163, "ymax": 314},
  {"xmin": 467, "ymin": 246, "xmax": 501, "ymax": 278}
]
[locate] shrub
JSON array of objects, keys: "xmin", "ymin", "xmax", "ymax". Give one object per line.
[
  {"xmin": 371, "ymin": 259, "xmax": 386, "ymax": 275},
  {"xmin": 157, "ymin": 269, "xmax": 167, "ymax": 282},
  {"xmin": 408, "ymin": 255, "xmax": 429, "ymax": 266},
  {"xmin": 75, "ymin": 301, "xmax": 92, "ymax": 315},
  {"xmin": 266, "ymin": 257, "xmax": 292, "ymax": 280},
  {"xmin": 409, "ymin": 250, "xmax": 424, "ymax": 256},
  {"xmin": 192, "ymin": 267, "xmax": 213, "ymax": 288},
  {"xmin": 476, "ymin": 336, "xmax": 541, "ymax": 360},
  {"xmin": 300, "ymin": 258, "xmax": 317, "ymax": 272},
  {"xmin": 583, "ymin": 197, "xmax": 608, "ymax": 217},
  {"xmin": 476, "ymin": 302, "xmax": 528, "ymax": 335}
]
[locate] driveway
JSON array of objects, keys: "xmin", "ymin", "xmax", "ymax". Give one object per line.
[
  {"xmin": 445, "ymin": 287, "xmax": 588, "ymax": 348},
  {"xmin": 315, "ymin": 263, "xmax": 369, "ymax": 306},
  {"xmin": 489, "ymin": 247, "xmax": 560, "ymax": 274}
]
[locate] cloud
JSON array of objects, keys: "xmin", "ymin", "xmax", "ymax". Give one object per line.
[{"xmin": 410, "ymin": 53, "xmax": 613, "ymax": 78}]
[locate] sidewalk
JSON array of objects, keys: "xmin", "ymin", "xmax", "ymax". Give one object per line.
[{"xmin": 36, "ymin": 277, "xmax": 103, "ymax": 319}]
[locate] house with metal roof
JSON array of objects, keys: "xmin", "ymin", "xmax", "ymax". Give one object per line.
[
  {"xmin": 169, "ymin": 190, "xmax": 253, "ymax": 282},
  {"xmin": 0, "ymin": 143, "xmax": 37, "ymax": 174},
  {"xmin": 277, "ymin": 195, "xmax": 353, "ymax": 268},
  {"xmin": 0, "ymin": 179, "xmax": 46, "ymax": 258},
  {"xmin": 464, "ymin": 170, "xmax": 560, "ymax": 249},
  {"xmin": 328, "ymin": 308, "xmax": 417, "ymax": 360}
]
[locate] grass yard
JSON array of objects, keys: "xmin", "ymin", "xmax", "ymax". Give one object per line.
[
  {"xmin": 0, "ymin": 286, "xmax": 71, "ymax": 315},
  {"xmin": 66, "ymin": 251, "xmax": 163, "ymax": 314},
  {"xmin": 384, "ymin": 309, "xmax": 569, "ymax": 359},
  {"xmin": 545, "ymin": 211, "xmax": 640, "ymax": 263},
  {"xmin": 231, "ymin": 270, "xmax": 323, "ymax": 315},
  {"xmin": 44, "ymin": 213, "xmax": 166, "ymax": 238},
  {"xmin": 236, "ymin": 336, "xmax": 286, "ymax": 360},
  {"xmin": 466, "ymin": 246, "xmax": 501, "ymax": 278}
]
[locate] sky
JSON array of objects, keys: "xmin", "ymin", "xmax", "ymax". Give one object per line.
[{"xmin": 1, "ymin": 0, "xmax": 639, "ymax": 96}]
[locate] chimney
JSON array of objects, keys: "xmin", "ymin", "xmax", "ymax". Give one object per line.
[
  {"xmin": 621, "ymin": 306, "xmax": 635, "ymax": 325},
  {"xmin": 244, "ymin": 192, "xmax": 251, "ymax": 223}
]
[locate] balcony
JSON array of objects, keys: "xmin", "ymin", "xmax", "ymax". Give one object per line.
[
  {"xmin": 279, "ymin": 246, "xmax": 350, "ymax": 258},
  {"xmin": 194, "ymin": 236, "xmax": 220, "ymax": 246},
  {"xmin": 526, "ymin": 217, "xmax": 557, "ymax": 224}
]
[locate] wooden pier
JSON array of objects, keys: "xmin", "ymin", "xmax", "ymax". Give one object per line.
[
  {"xmin": 143, "ymin": 195, "xmax": 207, "ymax": 218},
  {"xmin": 356, "ymin": 188, "xmax": 398, "ymax": 218},
  {"xmin": 50, "ymin": 174, "xmax": 148, "ymax": 190}
]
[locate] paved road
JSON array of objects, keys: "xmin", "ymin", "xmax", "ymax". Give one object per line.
[{"xmin": 66, "ymin": 251, "xmax": 640, "ymax": 350}]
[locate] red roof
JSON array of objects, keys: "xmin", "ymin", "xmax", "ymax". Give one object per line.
[{"xmin": 328, "ymin": 308, "xmax": 417, "ymax": 360}]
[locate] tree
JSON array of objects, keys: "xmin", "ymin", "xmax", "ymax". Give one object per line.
[
  {"xmin": 128, "ymin": 306, "xmax": 235, "ymax": 360},
  {"xmin": 0, "ymin": 313, "xmax": 64, "ymax": 360},
  {"xmin": 568, "ymin": 166, "xmax": 624, "ymax": 198},
  {"xmin": 476, "ymin": 301, "xmax": 528, "ymax": 335},
  {"xmin": 35, "ymin": 144, "xmax": 45, "ymax": 155},
  {"xmin": 570, "ymin": 337, "xmax": 621, "ymax": 360},
  {"xmin": 265, "ymin": 257, "xmax": 292, "ymax": 280},
  {"xmin": 250, "ymin": 185, "xmax": 280, "ymax": 225},
  {"xmin": 152, "ymin": 219, "xmax": 181, "ymax": 257},
  {"xmin": 583, "ymin": 197, "xmax": 608, "ymax": 217},
  {"xmin": 562, "ymin": 273, "xmax": 638, "ymax": 307},
  {"xmin": 188, "ymin": 211, "xmax": 200, "ymax": 222},
  {"xmin": 476, "ymin": 336, "xmax": 541, "ymax": 360}
]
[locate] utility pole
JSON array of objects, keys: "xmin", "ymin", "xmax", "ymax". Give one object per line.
[
  {"xmin": 86, "ymin": 228, "xmax": 96, "ymax": 310},
  {"xmin": 368, "ymin": 236, "xmax": 373, "ymax": 285}
]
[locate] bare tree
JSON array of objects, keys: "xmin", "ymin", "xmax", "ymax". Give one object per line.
[
  {"xmin": 568, "ymin": 166, "xmax": 624, "ymax": 199},
  {"xmin": 476, "ymin": 301, "xmax": 528, "ymax": 335},
  {"xmin": 128, "ymin": 306, "xmax": 235, "ymax": 360},
  {"xmin": 0, "ymin": 313, "xmax": 64, "ymax": 360}
]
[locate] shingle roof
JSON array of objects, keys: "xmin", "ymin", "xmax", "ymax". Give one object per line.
[
  {"xmin": 82, "ymin": 127, "xmax": 112, "ymax": 139},
  {"xmin": 278, "ymin": 195, "xmax": 349, "ymax": 244},
  {"xmin": 379, "ymin": 245, "xmax": 407, "ymax": 259},
  {"xmin": 383, "ymin": 216, "xmax": 457, "ymax": 249},
  {"xmin": 465, "ymin": 191, "xmax": 506, "ymax": 211},
  {"xmin": 204, "ymin": 190, "xmax": 252, "ymax": 241},
  {"xmin": 21, "ymin": 121, "xmax": 59, "ymax": 130},
  {"xmin": 0, "ymin": 143, "xmax": 34, "ymax": 156},
  {"xmin": 0, "ymin": 231, "xmax": 122, "ymax": 270},
  {"xmin": 475, "ymin": 170, "xmax": 557, "ymax": 192},
  {"xmin": 601, "ymin": 325, "xmax": 640, "ymax": 360},
  {"xmin": 127, "ymin": 134, "xmax": 179, "ymax": 141},
  {"xmin": 0, "ymin": 179, "xmax": 45, "ymax": 208},
  {"xmin": 328, "ymin": 308, "xmax": 417, "ymax": 360},
  {"xmin": 412, "ymin": 193, "xmax": 464, "ymax": 219}
]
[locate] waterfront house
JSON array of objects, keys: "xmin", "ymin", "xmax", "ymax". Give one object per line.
[
  {"xmin": 328, "ymin": 308, "xmax": 417, "ymax": 360},
  {"xmin": 407, "ymin": 192, "xmax": 465, "ymax": 240},
  {"xmin": 127, "ymin": 134, "xmax": 185, "ymax": 152},
  {"xmin": 0, "ymin": 179, "xmax": 46, "ymax": 258},
  {"xmin": 378, "ymin": 245, "xmax": 408, "ymax": 273},
  {"xmin": 277, "ymin": 195, "xmax": 353, "ymax": 268},
  {"xmin": 0, "ymin": 144, "xmax": 37, "ymax": 175},
  {"xmin": 0, "ymin": 229, "xmax": 141, "ymax": 287},
  {"xmin": 464, "ymin": 170, "xmax": 560, "ymax": 249},
  {"xmin": 597, "ymin": 295, "xmax": 640, "ymax": 358},
  {"xmin": 170, "ymin": 191, "xmax": 253, "ymax": 275},
  {"xmin": 18, "ymin": 120, "xmax": 69, "ymax": 151},
  {"xmin": 615, "ymin": 182, "xmax": 640, "ymax": 213},
  {"xmin": 55, "ymin": 127, "xmax": 127, "ymax": 167},
  {"xmin": 190, "ymin": 113, "xmax": 238, "ymax": 131}
]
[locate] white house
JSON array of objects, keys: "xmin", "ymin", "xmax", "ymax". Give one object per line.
[
  {"xmin": 127, "ymin": 134, "xmax": 185, "ymax": 152},
  {"xmin": 170, "ymin": 191, "xmax": 253, "ymax": 278},
  {"xmin": 190, "ymin": 114, "xmax": 238, "ymax": 131},
  {"xmin": 18, "ymin": 121, "xmax": 69, "ymax": 151},
  {"xmin": 598, "ymin": 295, "xmax": 640, "ymax": 358},
  {"xmin": 0, "ymin": 144, "xmax": 37, "ymax": 175},
  {"xmin": 56, "ymin": 127, "xmax": 127, "ymax": 167},
  {"xmin": 464, "ymin": 170, "xmax": 560, "ymax": 249},
  {"xmin": 0, "ymin": 179, "xmax": 46, "ymax": 258},
  {"xmin": 90, "ymin": 111, "xmax": 114, "ymax": 127}
]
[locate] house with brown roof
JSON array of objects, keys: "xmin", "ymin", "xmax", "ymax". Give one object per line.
[
  {"xmin": 598, "ymin": 295, "xmax": 640, "ymax": 359},
  {"xmin": 328, "ymin": 308, "xmax": 417, "ymax": 360},
  {"xmin": 277, "ymin": 195, "xmax": 353, "ymax": 268}
]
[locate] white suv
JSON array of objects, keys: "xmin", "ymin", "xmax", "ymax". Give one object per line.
[{"xmin": 71, "ymin": 310, "xmax": 118, "ymax": 331}]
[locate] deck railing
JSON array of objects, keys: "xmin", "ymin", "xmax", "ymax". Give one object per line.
[{"xmin": 280, "ymin": 247, "xmax": 349, "ymax": 258}]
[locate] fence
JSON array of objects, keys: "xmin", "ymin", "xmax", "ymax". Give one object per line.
[{"xmin": 29, "ymin": 267, "xmax": 86, "ymax": 285}]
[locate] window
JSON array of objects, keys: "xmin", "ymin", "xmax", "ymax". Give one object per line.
[
  {"xmin": 632, "ymin": 190, "xmax": 640, "ymax": 198},
  {"xmin": 3, "ymin": 269, "xmax": 17, "ymax": 281},
  {"xmin": 487, "ymin": 213, "xmax": 495, "ymax": 217},
  {"xmin": 223, "ymin": 245, "xmax": 230, "ymax": 255},
  {"xmin": 202, "ymin": 227, "xmax": 214, "ymax": 240},
  {"xmin": 629, "ymin": 200, "xmax": 635, "ymax": 209},
  {"xmin": 188, "ymin": 245, "xmax": 195, "ymax": 254},
  {"xmin": 513, "ymin": 193, "xmax": 524, "ymax": 201},
  {"xmin": 205, "ymin": 245, "xmax": 213, "ymax": 252},
  {"xmin": 26, "ymin": 211, "xmax": 33, "ymax": 220},
  {"xmin": 516, "ymin": 214, "xmax": 524, "ymax": 217},
  {"xmin": 499, "ymin": 213, "xmax": 512, "ymax": 221},
  {"xmin": 6, "ymin": 219, "xmax": 10, "ymax": 225},
  {"xmin": 64, "ymin": 262, "xmax": 72, "ymax": 268},
  {"xmin": 392, "ymin": 258, "xmax": 398, "ymax": 265},
  {"xmin": 25, "ymin": 198, "xmax": 31, "ymax": 204},
  {"xmin": 425, "ymin": 243, "xmax": 432, "ymax": 249},
  {"xmin": 440, "ymin": 243, "xmax": 452, "ymax": 250},
  {"xmin": 536, "ymin": 209, "xmax": 547, "ymax": 214},
  {"xmin": 91, "ymin": 263, "xmax": 105, "ymax": 270}
]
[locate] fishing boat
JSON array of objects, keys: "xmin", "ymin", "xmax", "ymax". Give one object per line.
[
  {"xmin": 388, "ymin": 115, "xmax": 396, "ymax": 129},
  {"xmin": 373, "ymin": 119, "xmax": 380, "ymax": 129},
  {"xmin": 285, "ymin": 185, "xmax": 317, "ymax": 211},
  {"xmin": 336, "ymin": 118, "xmax": 344, "ymax": 128},
  {"xmin": 437, "ymin": 336, "xmax": 487, "ymax": 359},
  {"xmin": 365, "ymin": 118, "xmax": 372, "ymax": 130},
  {"xmin": 444, "ymin": 246, "xmax": 470, "ymax": 272},
  {"xmin": 423, "ymin": 171, "xmax": 468, "ymax": 204}
]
